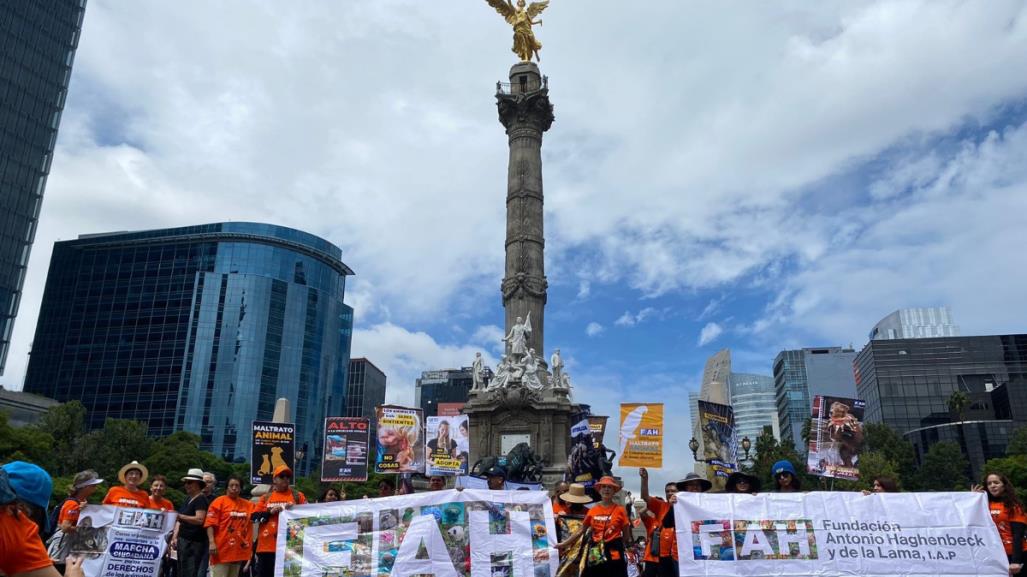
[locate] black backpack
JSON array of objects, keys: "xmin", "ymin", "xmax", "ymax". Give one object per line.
[{"xmin": 44, "ymin": 497, "xmax": 77, "ymax": 539}]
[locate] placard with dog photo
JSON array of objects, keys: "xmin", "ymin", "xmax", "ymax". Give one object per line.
[
  {"xmin": 251, "ymin": 420, "xmax": 295, "ymax": 485},
  {"xmin": 806, "ymin": 395, "xmax": 866, "ymax": 480}
]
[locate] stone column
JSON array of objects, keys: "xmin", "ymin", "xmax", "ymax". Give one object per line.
[{"xmin": 497, "ymin": 62, "xmax": 554, "ymax": 358}]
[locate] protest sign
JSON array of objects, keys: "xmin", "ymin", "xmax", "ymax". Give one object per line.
[
  {"xmin": 588, "ymin": 415, "xmax": 608, "ymax": 448},
  {"xmin": 374, "ymin": 405, "xmax": 424, "ymax": 474},
  {"xmin": 618, "ymin": 403, "xmax": 664, "ymax": 467},
  {"xmin": 275, "ymin": 489, "xmax": 558, "ymax": 577},
  {"xmin": 454, "ymin": 476, "xmax": 542, "ymax": 491},
  {"xmin": 251, "ymin": 420, "xmax": 295, "ymax": 484},
  {"xmin": 696, "ymin": 400, "xmax": 737, "ymax": 478},
  {"xmin": 69, "ymin": 505, "xmax": 175, "ymax": 577},
  {"xmin": 426, "ymin": 415, "xmax": 470, "ymax": 476},
  {"xmin": 322, "ymin": 417, "xmax": 370, "ymax": 482},
  {"xmin": 807, "ymin": 395, "xmax": 866, "ymax": 480},
  {"xmin": 437, "ymin": 402, "xmax": 465, "ymax": 416},
  {"xmin": 675, "ymin": 491, "xmax": 1008, "ymax": 577}
]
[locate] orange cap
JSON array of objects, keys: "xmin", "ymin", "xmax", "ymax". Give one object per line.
[{"xmin": 273, "ymin": 464, "xmax": 293, "ymax": 479}]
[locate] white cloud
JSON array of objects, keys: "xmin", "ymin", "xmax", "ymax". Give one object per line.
[
  {"xmin": 614, "ymin": 307, "xmax": 657, "ymax": 327},
  {"xmin": 698, "ymin": 322, "xmax": 724, "ymax": 346},
  {"xmin": 576, "ymin": 280, "xmax": 591, "ymax": 299},
  {"xmin": 585, "ymin": 322, "xmax": 604, "ymax": 337}
]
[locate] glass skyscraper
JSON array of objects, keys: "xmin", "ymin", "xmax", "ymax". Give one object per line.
[
  {"xmin": 773, "ymin": 347, "xmax": 858, "ymax": 448},
  {"xmin": 729, "ymin": 372, "xmax": 778, "ymax": 444},
  {"xmin": 24, "ymin": 223, "xmax": 354, "ymax": 473},
  {"xmin": 346, "ymin": 357, "xmax": 387, "ymax": 438},
  {"xmin": 0, "ymin": 0, "xmax": 87, "ymax": 373}
]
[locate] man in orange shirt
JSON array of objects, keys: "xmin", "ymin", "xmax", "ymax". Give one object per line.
[
  {"xmin": 149, "ymin": 475, "xmax": 175, "ymax": 512},
  {"xmin": 253, "ymin": 465, "xmax": 307, "ymax": 577},
  {"xmin": 102, "ymin": 461, "xmax": 154, "ymax": 509},
  {"xmin": 638, "ymin": 467, "xmax": 678, "ymax": 577},
  {"xmin": 205, "ymin": 475, "xmax": 254, "ymax": 577}
]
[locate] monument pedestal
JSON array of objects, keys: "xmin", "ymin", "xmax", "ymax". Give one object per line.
[{"xmin": 465, "ymin": 382, "xmax": 576, "ymax": 487}]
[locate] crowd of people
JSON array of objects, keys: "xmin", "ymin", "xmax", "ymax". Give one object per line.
[{"xmin": 0, "ymin": 457, "xmax": 1023, "ymax": 577}]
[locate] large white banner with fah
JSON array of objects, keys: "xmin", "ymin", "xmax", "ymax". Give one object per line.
[
  {"xmin": 276, "ymin": 489, "xmax": 558, "ymax": 577},
  {"xmin": 675, "ymin": 491, "xmax": 1007, "ymax": 577},
  {"xmin": 67, "ymin": 505, "xmax": 176, "ymax": 577}
]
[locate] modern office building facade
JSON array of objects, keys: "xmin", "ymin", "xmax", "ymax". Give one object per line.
[
  {"xmin": 415, "ymin": 367, "xmax": 478, "ymax": 417},
  {"xmin": 729, "ymin": 372, "xmax": 779, "ymax": 444},
  {"xmin": 869, "ymin": 307, "xmax": 959, "ymax": 341},
  {"xmin": 0, "ymin": 0, "xmax": 87, "ymax": 373},
  {"xmin": 773, "ymin": 347, "xmax": 858, "ymax": 448},
  {"xmin": 855, "ymin": 334, "xmax": 1027, "ymax": 478},
  {"xmin": 23, "ymin": 223, "xmax": 354, "ymax": 471},
  {"xmin": 345, "ymin": 357, "xmax": 386, "ymax": 436}
]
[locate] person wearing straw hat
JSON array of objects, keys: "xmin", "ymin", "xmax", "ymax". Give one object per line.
[
  {"xmin": 556, "ymin": 476, "xmax": 630, "ymax": 576},
  {"xmin": 558, "ymin": 483, "xmax": 592, "ymax": 516},
  {"xmin": 173, "ymin": 469, "xmax": 210, "ymax": 577},
  {"xmin": 102, "ymin": 461, "xmax": 153, "ymax": 509}
]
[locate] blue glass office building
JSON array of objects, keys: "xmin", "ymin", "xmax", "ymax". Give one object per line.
[
  {"xmin": 24, "ymin": 223, "xmax": 354, "ymax": 472},
  {"xmin": 0, "ymin": 0, "xmax": 87, "ymax": 373}
]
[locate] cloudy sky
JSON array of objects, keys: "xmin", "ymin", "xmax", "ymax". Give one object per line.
[{"xmin": 7, "ymin": 1, "xmax": 1027, "ymax": 492}]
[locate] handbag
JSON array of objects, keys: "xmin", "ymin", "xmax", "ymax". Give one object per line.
[
  {"xmin": 46, "ymin": 529, "xmax": 70, "ymax": 562},
  {"xmin": 585, "ymin": 538, "xmax": 607, "ymax": 567}
]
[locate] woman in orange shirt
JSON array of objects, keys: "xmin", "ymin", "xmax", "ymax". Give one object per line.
[
  {"xmin": 973, "ymin": 472, "xmax": 1025, "ymax": 574},
  {"xmin": 149, "ymin": 475, "xmax": 175, "ymax": 512},
  {"xmin": 556, "ymin": 476, "xmax": 630, "ymax": 577},
  {"xmin": 252, "ymin": 465, "xmax": 307, "ymax": 577},
  {"xmin": 102, "ymin": 461, "xmax": 153, "ymax": 509},
  {"xmin": 57, "ymin": 470, "xmax": 104, "ymax": 533},
  {"xmin": 205, "ymin": 475, "xmax": 254, "ymax": 577}
]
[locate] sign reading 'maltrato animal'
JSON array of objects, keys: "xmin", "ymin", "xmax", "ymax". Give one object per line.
[
  {"xmin": 675, "ymin": 491, "xmax": 1008, "ymax": 577},
  {"xmin": 276, "ymin": 489, "xmax": 558, "ymax": 577}
]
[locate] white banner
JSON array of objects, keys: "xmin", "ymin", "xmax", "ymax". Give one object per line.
[
  {"xmin": 68, "ymin": 505, "xmax": 176, "ymax": 577},
  {"xmin": 675, "ymin": 491, "xmax": 1007, "ymax": 577},
  {"xmin": 276, "ymin": 489, "xmax": 558, "ymax": 577}
]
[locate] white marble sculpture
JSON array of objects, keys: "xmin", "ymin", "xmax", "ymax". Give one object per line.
[
  {"xmin": 503, "ymin": 313, "xmax": 531, "ymax": 357},
  {"xmin": 522, "ymin": 348, "xmax": 544, "ymax": 390},
  {"xmin": 472, "ymin": 352, "xmax": 485, "ymax": 390},
  {"xmin": 488, "ymin": 355, "xmax": 510, "ymax": 390}
]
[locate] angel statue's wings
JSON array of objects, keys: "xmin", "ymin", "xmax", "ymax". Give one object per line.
[
  {"xmin": 485, "ymin": 0, "xmax": 516, "ymax": 24},
  {"xmin": 526, "ymin": 0, "xmax": 549, "ymax": 19}
]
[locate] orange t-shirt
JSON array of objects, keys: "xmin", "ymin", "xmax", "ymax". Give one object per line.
[
  {"xmin": 644, "ymin": 497, "xmax": 678, "ymax": 560},
  {"xmin": 989, "ymin": 500, "xmax": 1027, "ymax": 556},
  {"xmin": 205, "ymin": 495, "xmax": 255, "ymax": 564},
  {"xmin": 58, "ymin": 499, "xmax": 82, "ymax": 527},
  {"xmin": 552, "ymin": 500, "xmax": 568, "ymax": 517},
  {"xmin": 149, "ymin": 496, "xmax": 175, "ymax": 512},
  {"xmin": 0, "ymin": 508, "xmax": 53, "ymax": 575},
  {"xmin": 254, "ymin": 490, "xmax": 307, "ymax": 553},
  {"xmin": 103, "ymin": 486, "xmax": 154, "ymax": 509},
  {"xmin": 583, "ymin": 502, "xmax": 629, "ymax": 544}
]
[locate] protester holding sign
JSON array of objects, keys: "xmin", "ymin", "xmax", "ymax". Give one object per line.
[
  {"xmin": 253, "ymin": 465, "xmax": 307, "ymax": 577},
  {"xmin": 58, "ymin": 469, "xmax": 104, "ymax": 533},
  {"xmin": 556, "ymin": 475, "xmax": 630, "ymax": 577},
  {"xmin": 103, "ymin": 460, "xmax": 153, "ymax": 508},
  {"xmin": 973, "ymin": 472, "xmax": 1025, "ymax": 573},
  {"xmin": 205, "ymin": 475, "xmax": 254, "ymax": 577},
  {"xmin": 638, "ymin": 467, "xmax": 681, "ymax": 577}
]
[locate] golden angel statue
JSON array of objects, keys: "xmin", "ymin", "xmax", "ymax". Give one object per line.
[{"xmin": 485, "ymin": 0, "xmax": 550, "ymax": 62}]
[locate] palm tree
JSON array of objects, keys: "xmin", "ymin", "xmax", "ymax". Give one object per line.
[{"xmin": 948, "ymin": 390, "xmax": 970, "ymax": 422}]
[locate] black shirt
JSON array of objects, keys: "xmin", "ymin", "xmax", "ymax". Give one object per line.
[{"xmin": 177, "ymin": 494, "xmax": 210, "ymax": 542}]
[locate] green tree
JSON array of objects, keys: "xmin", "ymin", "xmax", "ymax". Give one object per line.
[
  {"xmin": 1006, "ymin": 427, "xmax": 1027, "ymax": 457},
  {"xmin": 75, "ymin": 418, "xmax": 155, "ymax": 481},
  {"xmin": 863, "ymin": 422, "xmax": 918, "ymax": 489},
  {"xmin": 0, "ymin": 410, "xmax": 55, "ymax": 469},
  {"xmin": 915, "ymin": 441, "xmax": 969, "ymax": 491},
  {"xmin": 29, "ymin": 401, "xmax": 87, "ymax": 476},
  {"xmin": 829, "ymin": 451, "xmax": 902, "ymax": 492},
  {"xmin": 948, "ymin": 391, "xmax": 970, "ymax": 422},
  {"xmin": 982, "ymin": 455, "xmax": 1027, "ymax": 497}
]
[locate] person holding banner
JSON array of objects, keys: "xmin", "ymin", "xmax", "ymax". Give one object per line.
[
  {"xmin": 771, "ymin": 460, "xmax": 802, "ymax": 492},
  {"xmin": 556, "ymin": 476, "xmax": 630, "ymax": 577},
  {"xmin": 103, "ymin": 461, "xmax": 154, "ymax": 508},
  {"xmin": 973, "ymin": 472, "xmax": 1026, "ymax": 573},
  {"xmin": 205, "ymin": 475, "xmax": 254, "ymax": 577},
  {"xmin": 252, "ymin": 465, "xmax": 307, "ymax": 577},
  {"xmin": 724, "ymin": 471, "xmax": 760, "ymax": 494}
]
